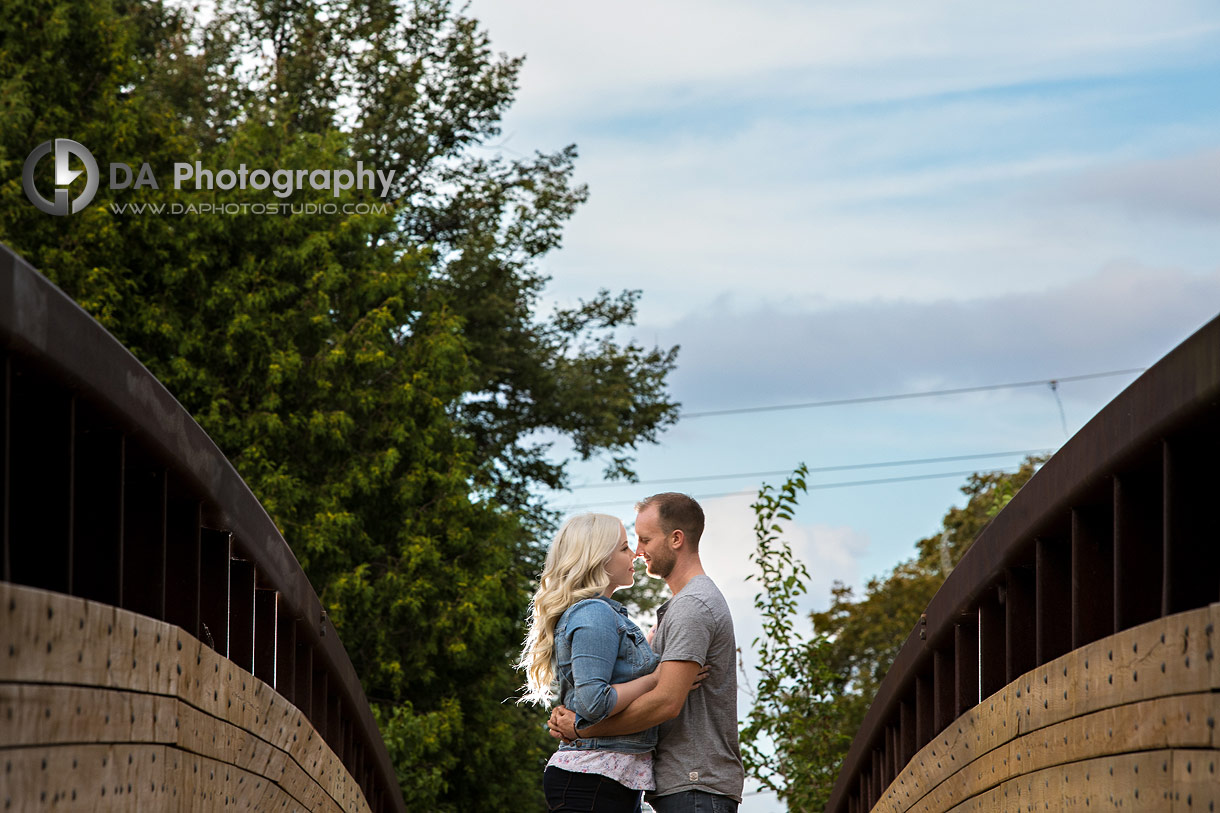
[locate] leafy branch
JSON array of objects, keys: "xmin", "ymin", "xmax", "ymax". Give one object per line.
[{"xmin": 741, "ymin": 463, "xmax": 847, "ymax": 811}]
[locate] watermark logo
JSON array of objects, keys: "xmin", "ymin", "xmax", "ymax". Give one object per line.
[
  {"xmin": 22, "ymin": 138, "xmax": 396, "ymax": 217},
  {"xmin": 23, "ymin": 139, "xmax": 100, "ymax": 216}
]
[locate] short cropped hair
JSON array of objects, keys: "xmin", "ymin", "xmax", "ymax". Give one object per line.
[{"xmin": 635, "ymin": 492, "xmax": 705, "ymax": 549}]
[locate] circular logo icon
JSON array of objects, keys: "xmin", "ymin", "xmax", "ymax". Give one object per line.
[{"xmin": 23, "ymin": 139, "xmax": 100, "ymax": 216}]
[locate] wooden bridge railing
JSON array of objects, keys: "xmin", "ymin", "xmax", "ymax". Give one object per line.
[
  {"xmin": 826, "ymin": 313, "xmax": 1220, "ymax": 813},
  {"xmin": 0, "ymin": 244, "xmax": 406, "ymax": 812}
]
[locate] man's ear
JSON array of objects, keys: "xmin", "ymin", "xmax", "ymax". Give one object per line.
[{"xmin": 671, "ymin": 528, "xmax": 686, "ymax": 550}]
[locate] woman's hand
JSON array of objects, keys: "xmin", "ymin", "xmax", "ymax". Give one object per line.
[
  {"xmin": 548, "ymin": 706, "xmax": 579, "ymax": 742},
  {"xmin": 691, "ymin": 665, "xmax": 710, "ymax": 689}
]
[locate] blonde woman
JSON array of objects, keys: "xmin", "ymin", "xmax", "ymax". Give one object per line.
[{"xmin": 520, "ymin": 513, "xmax": 667, "ymax": 812}]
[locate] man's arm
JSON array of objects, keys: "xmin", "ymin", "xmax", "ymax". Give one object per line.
[
  {"xmin": 563, "ymin": 601, "xmax": 642, "ymax": 726},
  {"xmin": 556, "ymin": 659, "xmax": 703, "ymax": 739}
]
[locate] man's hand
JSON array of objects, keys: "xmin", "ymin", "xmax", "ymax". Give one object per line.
[{"xmin": 548, "ymin": 705, "xmax": 579, "ymax": 742}]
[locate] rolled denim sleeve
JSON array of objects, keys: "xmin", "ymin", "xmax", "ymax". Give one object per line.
[{"xmin": 563, "ymin": 602, "xmax": 621, "ymax": 726}]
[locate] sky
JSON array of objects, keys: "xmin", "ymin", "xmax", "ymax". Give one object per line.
[{"xmin": 463, "ymin": 2, "xmax": 1220, "ymax": 807}]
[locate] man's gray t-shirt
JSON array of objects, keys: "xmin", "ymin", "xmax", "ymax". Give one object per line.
[{"xmin": 650, "ymin": 574, "xmax": 743, "ymax": 802}]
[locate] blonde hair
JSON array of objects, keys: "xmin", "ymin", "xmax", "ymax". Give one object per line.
[{"xmin": 518, "ymin": 513, "xmax": 623, "ymax": 705}]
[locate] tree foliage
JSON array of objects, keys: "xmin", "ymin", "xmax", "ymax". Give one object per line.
[
  {"xmin": 743, "ymin": 456, "xmax": 1046, "ymax": 810},
  {"xmin": 0, "ymin": 0, "xmax": 679, "ymax": 809},
  {"xmin": 740, "ymin": 465, "xmax": 848, "ymax": 812}
]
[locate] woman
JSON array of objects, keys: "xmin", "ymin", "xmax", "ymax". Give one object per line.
[{"xmin": 519, "ymin": 513, "xmax": 661, "ymax": 812}]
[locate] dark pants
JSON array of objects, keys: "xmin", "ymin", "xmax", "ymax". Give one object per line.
[
  {"xmin": 544, "ymin": 766, "xmax": 644, "ymax": 813},
  {"xmin": 648, "ymin": 790, "xmax": 739, "ymax": 813}
]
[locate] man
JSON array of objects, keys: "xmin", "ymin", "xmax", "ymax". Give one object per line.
[{"xmin": 549, "ymin": 492, "xmax": 743, "ymax": 812}]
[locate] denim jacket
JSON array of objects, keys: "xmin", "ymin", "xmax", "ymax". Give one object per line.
[{"xmin": 553, "ymin": 595, "xmax": 659, "ymax": 754}]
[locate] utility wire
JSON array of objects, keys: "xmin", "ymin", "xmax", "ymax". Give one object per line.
[
  {"xmin": 558, "ymin": 467, "xmax": 1023, "ymax": 511},
  {"xmin": 1049, "ymin": 380, "xmax": 1069, "ymax": 439},
  {"xmin": 565, "ymin": 448, "xmax": 1053, "ymax": 490},
  {"xmin": 681, "ymin": 368, "xmax": 1145, "ymax": 419}
]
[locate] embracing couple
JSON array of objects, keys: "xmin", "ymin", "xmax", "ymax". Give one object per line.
[{"xmin": 519, "ymin": 493, "xmax": 743, "ymax": 813}]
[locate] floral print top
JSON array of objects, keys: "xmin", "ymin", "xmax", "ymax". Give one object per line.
[{"xmin": 546, "ymin": 749, "xmax": 655, "ymax": 791}]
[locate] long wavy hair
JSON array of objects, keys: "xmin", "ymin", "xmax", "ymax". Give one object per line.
[{"xmin": 518, "ymin": 513, "xmax": 623, "ymax": 705}]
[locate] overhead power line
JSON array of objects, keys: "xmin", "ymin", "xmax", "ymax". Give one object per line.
[
  {"xmin": 566, "ymin": 448, "xmax": 1054, "ymax": 490},
  {"xmin": 559, "ymin": 466, "xmax": 1023, "ymax": 511},
  {"xmin": 681, "ymin": 368, "xmax": 1146, "ymax": 419}
]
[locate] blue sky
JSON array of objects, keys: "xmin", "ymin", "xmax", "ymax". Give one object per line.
[{"xmin": 465, "ymin": 2, "xmax": 1219, "ymax": 805}]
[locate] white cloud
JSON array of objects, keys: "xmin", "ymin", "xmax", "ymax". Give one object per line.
[
  {"xmin": 699, "ymin": 492, "xmax": 867, "ymax": 612},
  {"xmin": 657, "ymin": 263, "xmax": 1220, "ymax": 409},
  {"xmin": 475, "ymin": 0, "xmax": 1219, "ymax": 121},
  {"xmin": 533, "ymin": 116, "xmax": 1218, "ymax": 312},
  {"xmin": 471, "ymin": 0, "xmax": 1220, "ymax": 317}
]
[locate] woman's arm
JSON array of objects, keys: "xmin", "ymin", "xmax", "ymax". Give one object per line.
[
  {"xmin": 563, "ymin": 602, "xmax": 639, "ymax": 726},
  {"xmin": 551, "ymin": 661, "xmax": 705, "ymax": 740},
  {"xmin": 604, "ymin": 671, "xmax": 659, "ymax": 717}
]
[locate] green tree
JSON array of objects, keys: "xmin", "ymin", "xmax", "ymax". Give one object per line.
[
  {"xmin": 811, "ymin": 456, "xmax": 1046, "ymax": 754},
  {"xmin": 740, "ymin": 465, "xmax": 848, "ymax": 812},
  {"xmin": 742, "ymin": 457, "xmax": 1046, "ymax": 810},
  {"xmin": 0, "ymin": 1, "xmax": 679, "ymax": 809}
]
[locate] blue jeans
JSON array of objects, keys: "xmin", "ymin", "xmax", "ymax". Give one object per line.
[{"xmin": 648, "ymin": 790, "xmax": 739, "ymax": 813}]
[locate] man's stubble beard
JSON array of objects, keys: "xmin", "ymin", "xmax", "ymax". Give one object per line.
[{"xmin": 646, "ymin": 548, "xmax": 675, "ymax": 580}]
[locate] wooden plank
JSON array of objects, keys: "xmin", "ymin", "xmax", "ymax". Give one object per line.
[
  {"xmin": 1035, "ymin": 537, "xmax": 1071, "ymax": 664},
  {"xmin": 1071, "ymin": 504, "xmax": 1114, "ymax": 649},
  {"xmin": 121, "ymin": 462, "xmax": 166, "ymax": 622},
  {"xmin": 1163, "ymin": 437, "xmax": 1220, "ymax": 616},
  {"xmin": 198, "ymin": 527, "xmax": 230, "ymax": 655},
  {"xmin": 915, "ymin": 673, "xmax": 933, "ymax": 750},
  {"xmin": 933, "ymin": 648, "xmax": 954, "ymax": 736},
  {"xmin": 953, "ymin": 621, "xmax": 978, "ymax": 718},
  {"xmin": 1, "ymin": 582, "xmax": 108, "ymax": 685},
  {"xmin": 177, "ymin": 632, "xmax": 358, "ymax": 811},
  {"xmin": 175, "ymin": 698, "xmax": 340, "ymax": 812},
  {"xmin": 276, "ymin": 606, "xmax": 296, "ymax": 705},
  {"xmin": 175, "ymin": 748, "xmax": 310, "ymax": 812},
  {"xmin": 942, "ymin": 750, "xmax": 1176, "ymax": 813},
  {"xmin": 163, "ymin": 496, "xmax": 201, "ymax": 636},
  {"xmin": 254, "ymin": 587, "xmax": 277, "ymax": 686},
  {"xmin": 977, "ymin": 596, "xmax": 1005, "ymax": 701},
  {"xmin": 875, "ymin": 685, "xmax": 1017, "ymax": 813},
  {"xmin": 0, "ymin": 683, "xmax": 353, "ymax": 812},
  {"xmin": 71, "ymin": 409, "xmax": 123, "ymax": 607},
  {"xmin": 874, "ymin": 689, "xmax": 1214, "ymax": 813},
  {"xmin": 1012, "ymin": 649, "xmax": 1080, "ymax": 737},
  {"xmin": 1017, "ymin": 692, "xmax": 1213, "ymax": 774},
  {"xmin": 7, "ymin": 366, "xmax": 72, "ymax": 595},
  {"xmin": 1212, "ymin": 602, "xmax": 1220, "ymax": 693},
  {"xmin": 0, "ymin": 684, "xmax": 176, "ymax": 747},
  {"xmin": 1021, "ymin": 605, "xmax": 1214, "ymax": 734},
  {"xmin": 0, "ymin": 743, "xmax": 171, "ymax": 811},
  {"xmin": 0, "ymin": 582, "xmax": 371, "ymax": 813},
  {"xmin": 0, "ymin": 583, "xmax": 176, "ymax": 696},
  {"xmin": 899, "ymin": 698, "xmax": 916, "ymax": 768},
  {"xmin": 1004, "ymin": 567, "xmax": 1035, "ymax": 683},
  {"xmin": 1113, "ymin": 471, "xmax": 1162, "ymax": 631},
  {"xmin": 229, "ymin": 558, "xmax": 256, "ymax": 672},
  {"xmin": 1171, "ymin": 749, "xmax": 1220, "ymax": 812},
  {"xmin": 107, "ymin": 607, "xmax": 180, "ymax": 696}
]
